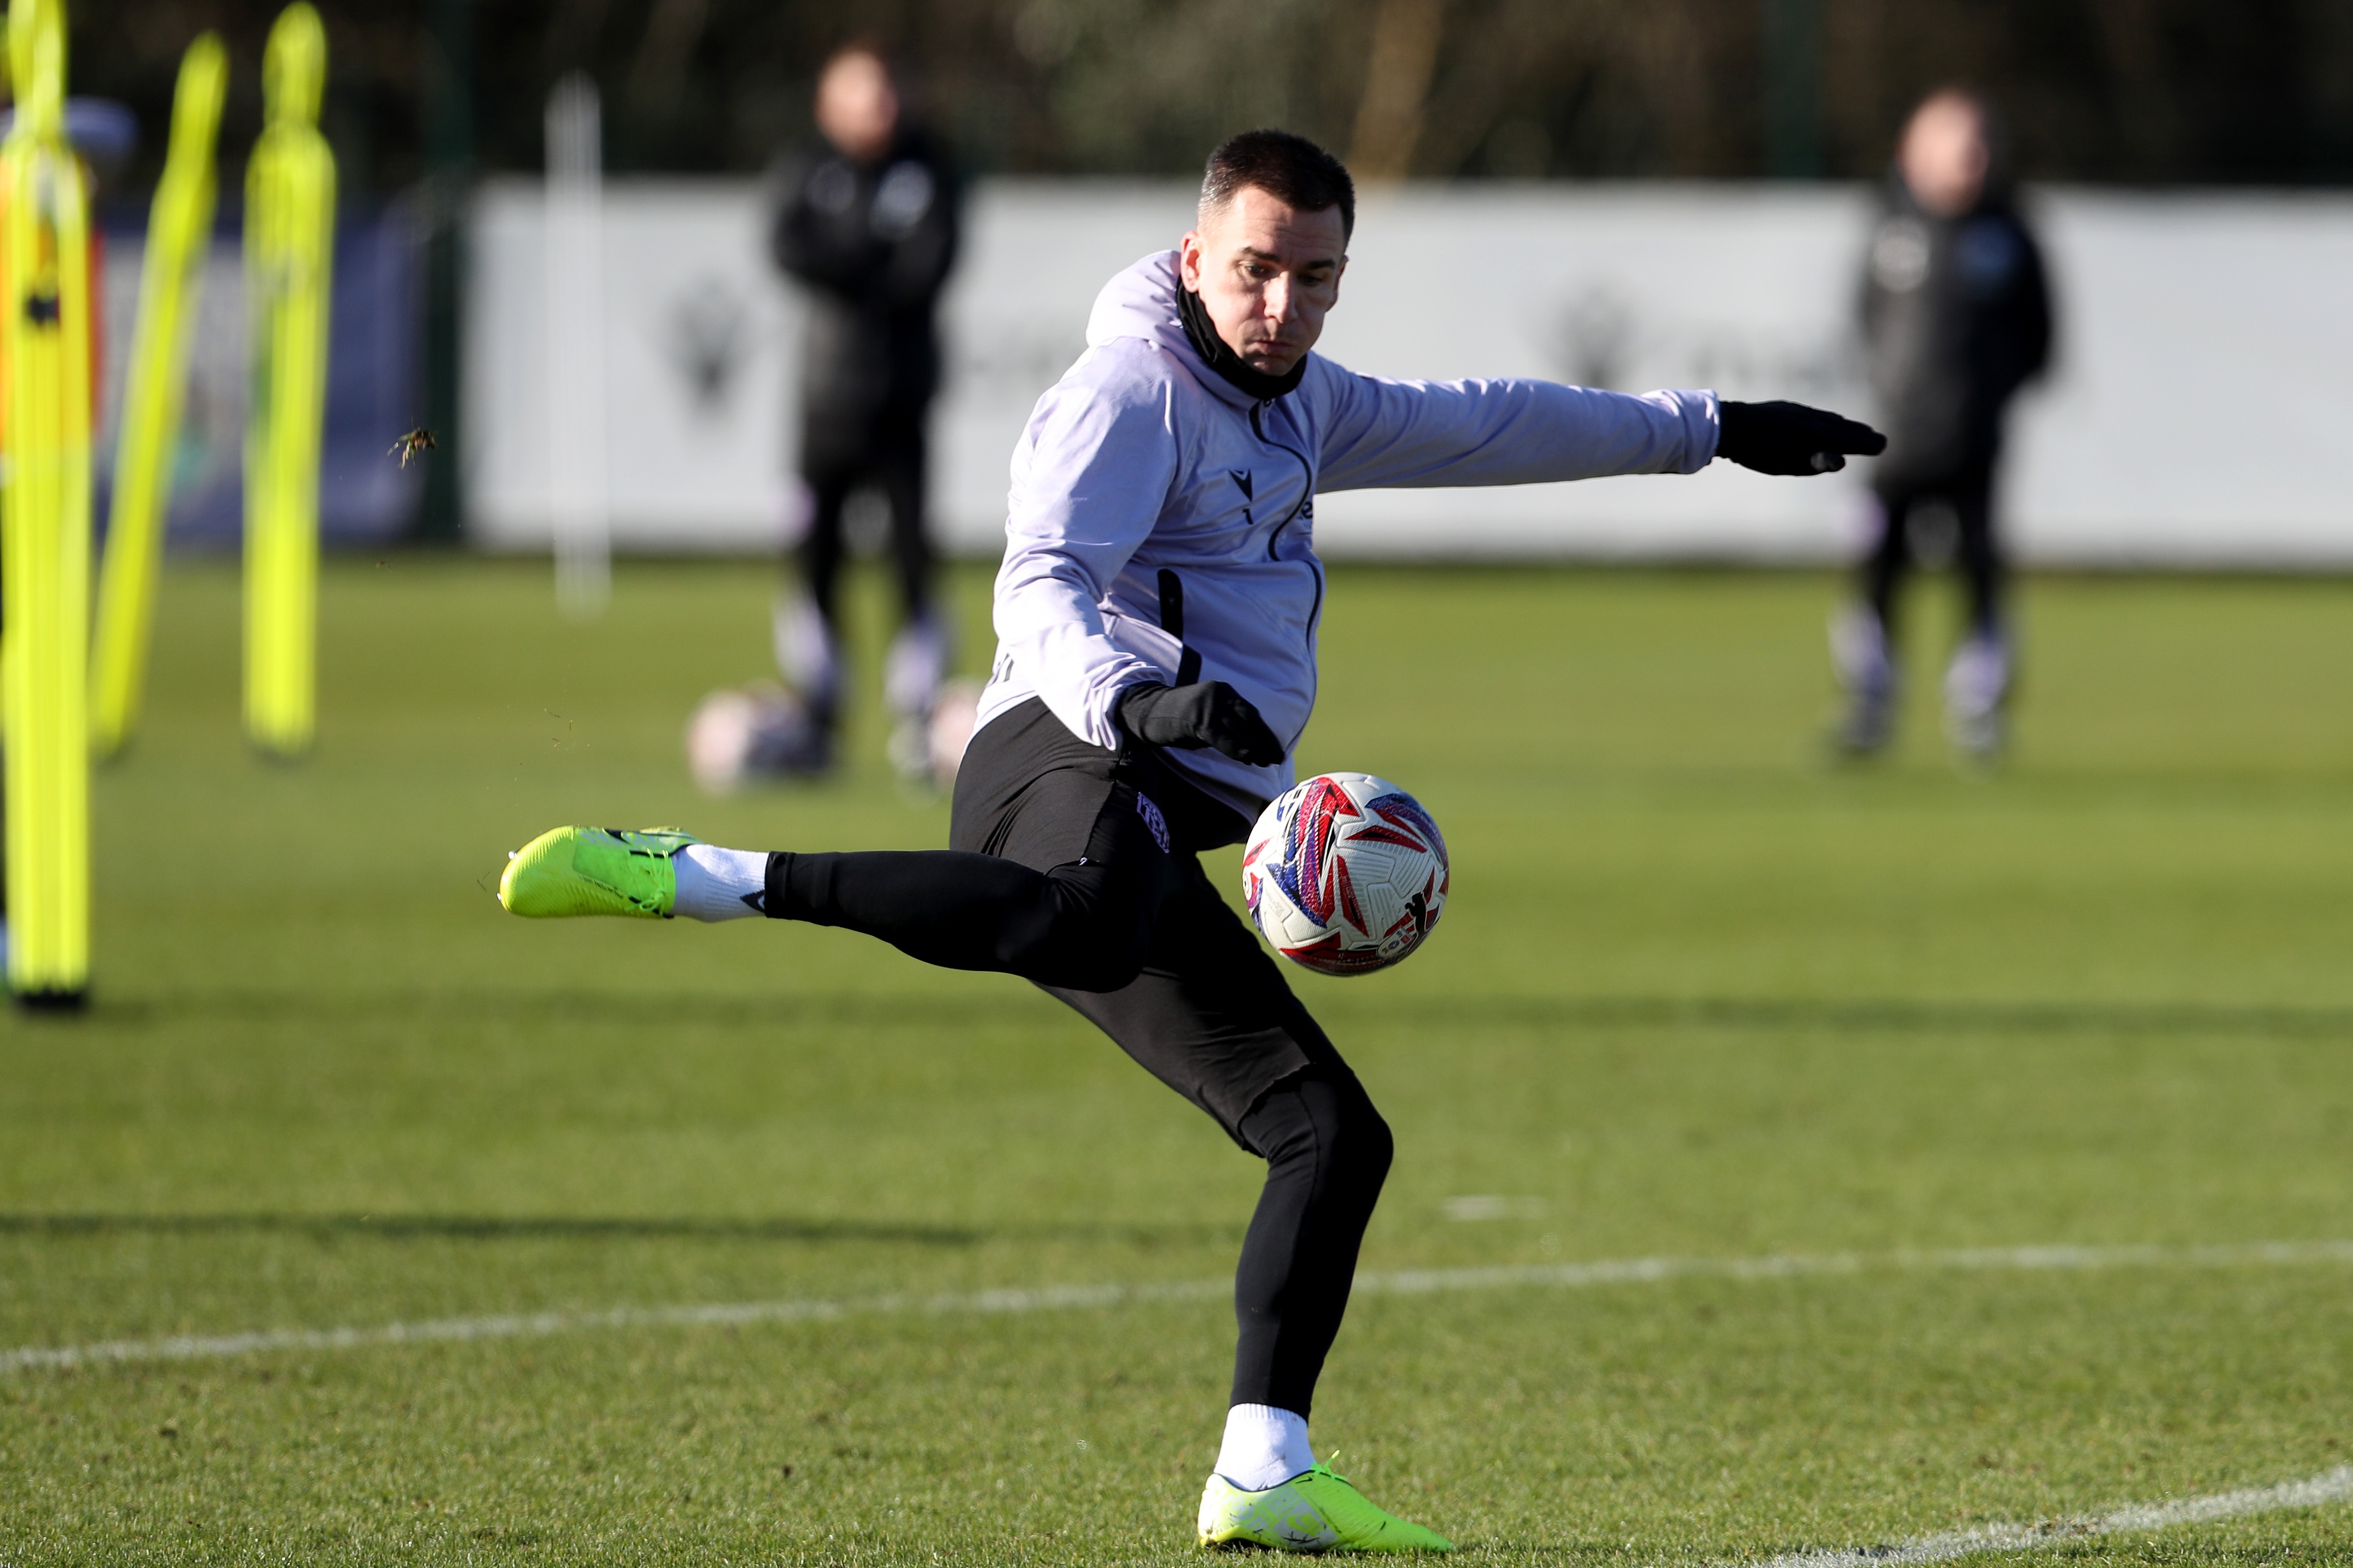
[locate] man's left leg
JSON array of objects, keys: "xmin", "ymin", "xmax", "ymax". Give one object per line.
[
  {"xmin": 778, "ymin": 427, "xmax": 860, "ymax": 754},
  {"xmin": 1833, "ymin": 484, "xmax": 1914, "ymax": 755},
  {"xmin": 1042, "ymin": 861, "xmax": 1449, "ymax": 1553},
  {"xmin": 873, "ymin": 410, "xmax": 950, "ymax": 782},
  {"xmin": 1942, "ymin": 457, "xmax": 2009, "ymax": 759}
]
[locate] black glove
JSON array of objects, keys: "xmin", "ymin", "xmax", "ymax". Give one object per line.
[
  {"xmin": 1117, "ymin": 680, "xmax": 1285, "ymax": 767},
  {"xmin": 1715, "ymin": 399, "xmax": 1887, "ymax": 475}
]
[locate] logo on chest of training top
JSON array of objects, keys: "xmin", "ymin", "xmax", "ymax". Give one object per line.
[{"xmin": 1136, "ymin": 791, "xmax": 1172, "ymax": 853}]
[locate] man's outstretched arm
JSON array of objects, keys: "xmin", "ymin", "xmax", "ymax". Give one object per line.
[
  {"xmin": 1312, "ymin": 371, "xmax": 1881, "ymax": 491},
  {"xmin": 1314, "ymin": 374, "xmax": 1720, "ymax": 492}
]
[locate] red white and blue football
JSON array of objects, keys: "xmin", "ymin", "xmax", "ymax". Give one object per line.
[{"xmin": 1242, "ymin": 772, "xmax": 1449, "ymax": 976}]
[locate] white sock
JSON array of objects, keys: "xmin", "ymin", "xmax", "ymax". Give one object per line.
[
  {"xmin": 1215, "ymin": 1403, "xmax": 1313, "ymax": 1491},
  {"xmin": 671, "ymin": 845, "xmax": 769, "ymax": 922}
]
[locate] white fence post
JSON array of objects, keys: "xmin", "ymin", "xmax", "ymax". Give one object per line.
[{"xmin": 544, "ymin": 72, "xmax": 608, "ymax": 617}]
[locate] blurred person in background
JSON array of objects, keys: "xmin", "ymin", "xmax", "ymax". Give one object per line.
[
  {"xmin": 763, "ymin": 42, "xmax": 961, "ymax": 780},
  {"xmin": 1834, "ymin": 87, "xmax": 2051, "ymax": 760}
]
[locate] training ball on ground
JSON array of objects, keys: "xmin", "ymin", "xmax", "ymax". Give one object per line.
[
  {"xmin": 685, "ymin": 683, "xmax": 826, "ymax": 793},
  {"xmin": 1242, "ymin": 772, "xmax": 1448, "ymax": 976},
  {"xmin": 927, "ymin": 677, "xmax": 983, "ymax": 783}
]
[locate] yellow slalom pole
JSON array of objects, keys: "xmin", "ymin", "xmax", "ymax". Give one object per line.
[
  {"xmin": 90, "ymin": 31, "xmax": 226, "ymax": 756},
  {"xmin": 0, "ymin": 0, "xmax": 94, "ymax": 1004},
  {"xmin": 243, "ymin": 3, "xmax": 332, "ymax": 759}
]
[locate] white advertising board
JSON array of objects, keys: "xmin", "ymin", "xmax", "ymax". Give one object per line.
[{"xmin": 465, "ymin": 177, "xmax": 2353, "ymax": 565}]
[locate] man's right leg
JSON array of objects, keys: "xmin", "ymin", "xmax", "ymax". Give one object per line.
[
  {"xmin": 503, "ymin": 706, "xmax": 1176, "ymax": 994},
  {"xmin": 754, "ymin": 822, "xmax": 1156, "ymax": 992}
]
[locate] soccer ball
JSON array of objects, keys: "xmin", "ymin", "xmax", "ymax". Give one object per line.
[
  {"xmin": 685, "ymin": 683, "xmax": 828, "ymax": 792},
  {"xmin": 1242, "ymin": 772, "xmax": 1448, "ymax": 976}
]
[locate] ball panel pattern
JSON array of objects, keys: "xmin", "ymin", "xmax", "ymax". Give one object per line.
[{"xmin": 1242, "ymin": 772, "xmax": 1449, "ymax": 976}]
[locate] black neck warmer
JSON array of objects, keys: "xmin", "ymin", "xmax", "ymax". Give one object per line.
[{"xmin": 1177, "ymin": 283, "xmax": 1308, "ymax": 401}]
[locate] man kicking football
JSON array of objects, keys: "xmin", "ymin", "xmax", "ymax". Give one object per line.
[{"xmin": 499, "ymin": 130, "xmax": 1880, "ymax": 1553}]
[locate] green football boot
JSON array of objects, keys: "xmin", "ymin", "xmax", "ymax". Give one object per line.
[
  {"xmin": 1197, "ymin": 1461, "xmax": 1453, "ymax": 1553},
  {"xmin": 498, "ymin": 826, "xmax": 702, "ymax": 919}
]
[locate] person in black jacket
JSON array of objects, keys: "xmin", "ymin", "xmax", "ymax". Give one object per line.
[
  {"xmin": 766, "ymin": 45, "xmax": 961, "ymax": 778},
  {"xmin": 1835, "ymin": 88, "xmax": 2051, "ymax": 760}
]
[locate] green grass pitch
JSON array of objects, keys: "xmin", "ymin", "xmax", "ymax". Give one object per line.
[{"xmin": 5, "ymin": 557, "xmax": 2353, "ymax": 1564}]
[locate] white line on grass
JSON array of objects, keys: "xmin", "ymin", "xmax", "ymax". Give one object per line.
[
  {"xmin": 1741, "ymin": 1463, "xmax": 2353, "ymax": 1567},
  {"xmin": 6, "ymin": 1237, "xmax": 2351, "ymax": 1375}
]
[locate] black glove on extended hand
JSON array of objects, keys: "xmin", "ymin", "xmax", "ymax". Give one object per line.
[
  {"xmin": 1716, "ymin": 399, "xmax": 1888, "ymax": 475},
  {"xmin": 1117, "ymin": 680, "xmax": 1286, "ymax": 767}
]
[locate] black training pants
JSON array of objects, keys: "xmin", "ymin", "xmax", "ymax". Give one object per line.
[
  {"xmin": 763, "ymin": 697, "xmax": 1390, "ymax": 1416},
  {"xmin": 799, "ymin": 407, "xmax": 934, "ymax": 628},
  {"xmin": 1864, "ymin": 453, "xmax": 2003, "ymax": 639}
]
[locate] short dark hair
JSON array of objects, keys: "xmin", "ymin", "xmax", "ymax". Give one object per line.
[{"xmin": 1199, "ymin": 129, "xmax": 1355, "ymax": 241}]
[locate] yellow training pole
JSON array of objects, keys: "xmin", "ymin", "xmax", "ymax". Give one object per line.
[
  {"xmin": 0, "ymin": 0, "xmax": 94, "ymax": 1004},
  {"xmin": 90, "ymin": 31, "xmax": 226, "ymax": 756},
  {"xmin": 243, "ymin": 3, "xmax": 332, "ymax": 758}
]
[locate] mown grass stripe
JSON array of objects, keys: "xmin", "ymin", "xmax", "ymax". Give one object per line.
[
  {"xmin": 7, "ymin": 1238, "xmax": 2350, "ymax": 1374},
  {"xmin": 1742, "ymin": 1463, "xmax": 2353, "ymax": 1567}
]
